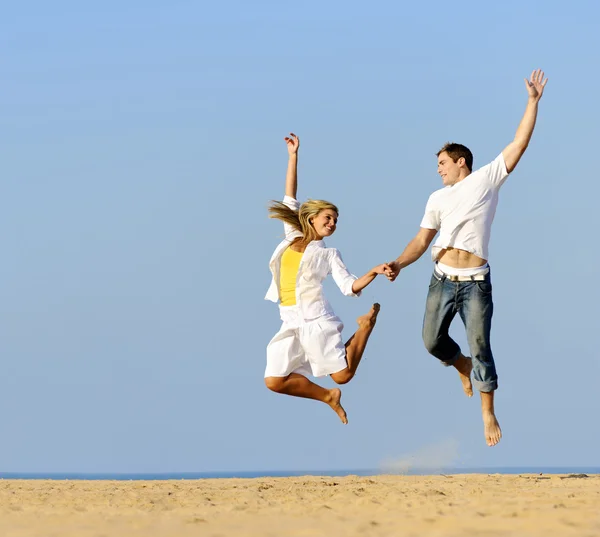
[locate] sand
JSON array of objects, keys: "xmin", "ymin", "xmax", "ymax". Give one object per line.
[{"xmin": 1, "ymin": 474, "xmax": 599, "ymax": 536}]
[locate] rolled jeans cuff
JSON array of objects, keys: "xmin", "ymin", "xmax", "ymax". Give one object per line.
[
  {"xmin": 440, "ymin": 350, "xmax": 461, "ymax": 367},
  {"xmin": 474, "ymin": 379, "xmax": 498, "ymax": 392}
]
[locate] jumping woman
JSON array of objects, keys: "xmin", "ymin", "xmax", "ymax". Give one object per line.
[{"xmin": 264, "ymin": 133, "xmax": 390, "ymax": 423}]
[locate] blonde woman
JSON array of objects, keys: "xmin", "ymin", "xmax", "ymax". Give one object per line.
[{"xmin": 264, "ymin": 133, "xmax": 390, "ymax": 424}]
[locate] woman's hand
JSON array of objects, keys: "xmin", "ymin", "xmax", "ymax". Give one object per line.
[
  {"xmin": 372, "ymin": 263, "xmax": 393, "ymax": 278},
  {"xmin": 351, "ymin": 263, "xmax": 394, "ymax": 294},
  {"xmin": 284, "ymin": 133, "xmax": 300, "ymax": 156}
]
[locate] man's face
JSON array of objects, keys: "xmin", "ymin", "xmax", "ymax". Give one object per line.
[{"xmin": 437, "ymin": 151, "xmax": 462, "ymax": 186}]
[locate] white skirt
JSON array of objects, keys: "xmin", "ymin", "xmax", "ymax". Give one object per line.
[{"xmin": 265, "ymin": 306, "xmax": 347, "ymax": 378}]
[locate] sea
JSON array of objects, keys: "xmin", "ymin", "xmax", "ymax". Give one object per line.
[{"xmin": 1, "ymin": 468, "xmax": 598, "ymax": 480}]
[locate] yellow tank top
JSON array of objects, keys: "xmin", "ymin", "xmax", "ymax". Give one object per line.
[{"xmin": 279, "ymin": 246, "xmax": 303, "ymax": 306}]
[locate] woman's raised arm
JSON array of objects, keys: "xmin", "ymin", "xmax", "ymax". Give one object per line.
[{"xmin": 284, "ymin": 133, "xmax": 300, "ymax": 199}]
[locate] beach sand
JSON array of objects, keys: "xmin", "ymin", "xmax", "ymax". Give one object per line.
[{"xmin": 1, "ymin": 474, "xmax": 599, "ymax": 536}]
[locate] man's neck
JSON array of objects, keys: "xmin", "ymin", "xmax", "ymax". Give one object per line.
[{"xmin": 451, "ymin": 170, "xmax": 472, "ymax": 185}]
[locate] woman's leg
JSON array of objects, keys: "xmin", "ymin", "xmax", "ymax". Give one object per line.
[
  {"xmin": 266, "ymin": 323, "xmax": 348, "ymax": 423},
  {"xmin": 265, "ymin": 374, "xmax": 347, "ymax": 424},
  {"xmin": 330, "ymin": 303, "xmax": 380, "ymax": 385}
]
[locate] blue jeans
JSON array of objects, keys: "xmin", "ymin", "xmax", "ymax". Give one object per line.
[{"xmin": 422, "ymin": 267, "xmax": 497, "ymax": 392}]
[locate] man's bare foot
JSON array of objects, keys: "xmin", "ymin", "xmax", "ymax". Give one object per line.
[
  {"xmin": 357, "ymin": 303, "xmax": 380, "ymax": 330},
  {"xmin": 483, "ymin": 411, "xmax": 502, "ymax": 446},
  {"xmin": 326, "ymin": 388, "xmax": 348, "ymax": 424},
  {"xmin": 454, "ymin": 354, "xmax": 473, "ymax": 397}
]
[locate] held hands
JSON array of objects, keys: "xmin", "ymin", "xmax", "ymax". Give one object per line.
[
  {"xmin": 285, "ymin": 133, "xmax": 300, "ymax": 156},
  {"xmin": 385, "ymin": 260, "xmax": 401, "ymax": 282},
  {"xmin": 372, "ymin": 263, "xmax": 395, "ymax": 281},
  {"xmin": 524, "ymin": 69, "xmax": 548, "ymax": 102}
]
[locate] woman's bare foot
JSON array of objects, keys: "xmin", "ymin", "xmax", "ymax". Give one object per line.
[
  {"xmin": 483, "ymin": 411, "xmax": 502, "ymax": 446},
  {"xmin": 357, "ymin": 303, "xmax": 380, "ymax": 330},
  {"xmin": 454, "ymin": 354, "xmax": 473, "ymax": 397},
  {"xmin": 339, "ymin": 304, "xmax": 381, "ymax": 384},
  {"xmin": 325, "ymin": 388, "xmax": 347, "ymax": 424}
]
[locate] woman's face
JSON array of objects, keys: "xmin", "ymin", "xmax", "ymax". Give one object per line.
[{"xmin": 311, "ymin": 209, "xmax": 338, "ymax": 239}]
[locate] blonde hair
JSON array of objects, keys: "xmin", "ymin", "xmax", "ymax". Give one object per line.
[{"xmin": 268, "ymin": 199, "xmax": 339, "ymax": 243}]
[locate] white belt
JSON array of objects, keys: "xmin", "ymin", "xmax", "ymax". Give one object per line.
[{"xmin": 434, "ymin": 265, "xmax": 489, "ymax": 282}]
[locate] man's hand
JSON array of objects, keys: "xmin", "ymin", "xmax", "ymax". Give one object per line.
[
  {"xmin": 385, "ymin": 260, "xmax": 401, "ymax": 282},
  {"xmin": 524, "ymin": 69, "xmax": 548, "ymax": 102},
  {"xmin": 284, "ymin": 133, "xmax": 300, "ymax": 156}
]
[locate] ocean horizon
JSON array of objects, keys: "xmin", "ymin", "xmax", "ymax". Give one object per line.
[{"xmin": 1, "ymin": 467, "xmax": 598, "ymax": 480}]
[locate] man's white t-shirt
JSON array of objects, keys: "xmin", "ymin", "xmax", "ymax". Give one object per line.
[{"xmin": 420, "ymin": 153, "xmax": 509, "ymax": 262}]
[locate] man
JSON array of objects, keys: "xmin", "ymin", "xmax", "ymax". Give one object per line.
[{"xmin": 387, "ymin": 69, "xmax": 548, "ymax": 446}]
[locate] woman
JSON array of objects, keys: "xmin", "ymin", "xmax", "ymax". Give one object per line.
[{"xmin": 264, "ymin": 133, "xmax": 390, "ymax": 423}]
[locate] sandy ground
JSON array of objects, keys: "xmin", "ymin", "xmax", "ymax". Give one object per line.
[{"xmin": 1, "ymin": 474, "xmax": 599, "ymax": 536}]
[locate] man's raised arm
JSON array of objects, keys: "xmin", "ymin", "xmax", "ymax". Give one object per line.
[{"xmin": 502, "ymin": 69, "xmax": 548, "ymax": 174}]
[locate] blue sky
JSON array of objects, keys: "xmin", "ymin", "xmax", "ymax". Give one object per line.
[{"xmin": 1, "ymin": 0, "xmax": 599, "ymax": 473}]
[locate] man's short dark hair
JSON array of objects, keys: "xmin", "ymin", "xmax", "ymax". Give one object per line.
[{"xmin": 437, "ymin": 143, "xmax": 473, "ymax": 173}]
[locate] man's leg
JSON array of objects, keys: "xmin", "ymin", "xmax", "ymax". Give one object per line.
[
  {"xmin": 265, "ymin": 374, "xmax": 348, "ymax": 424},
  {"xmin": 458, "ymin": 276, "xmax": 502, "ymax": 446},
  {"xmin": 480, "ymin": 391, "xmax": 501, "ymax": 447},
  {"xmin": 423, "ymin": 274, "xmax": 473, "ymax": 396},
  {"xmin": 330, "ymin": 303, "xmax": 380, "ymax": 385}
]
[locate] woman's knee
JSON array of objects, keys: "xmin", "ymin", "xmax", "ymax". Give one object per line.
[
  {"xmin": 264, "ymin": 377, "xmax": 285, "ymax": 392},
  {"xmin": 331, "ymin": 369, "xmax": 352, "ymax": 385}
]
